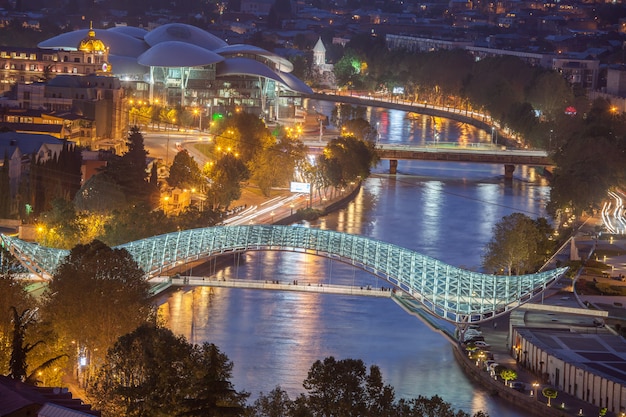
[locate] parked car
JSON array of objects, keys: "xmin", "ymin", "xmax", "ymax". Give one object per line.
[
  {"xmin": 473, "ymin": 341, "xmax": 491, "ymax": 349},
  {"xmin": 511, "ymin": 382, "xmax": 525, "ymax": 392}
]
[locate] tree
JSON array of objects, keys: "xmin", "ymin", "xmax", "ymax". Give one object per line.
[
  {"xmin": 0, "ymin": 274, "xmax": 35, "ymax": 376},
  {"xmin": 205, "ymin": 153, "xmax": 250, "ymax": 210},
  {"xmin": 73, "ymin": 173, "xmax": 127, "ymax": 214},
  {"xmin": 167, "ymin": 149, "xmax": 203, "ymax": 190},
  {"xmin": 104, "ymin": 127, "xmax": 158, "ymax": 206},
  {"xmin": 89, "ymin": 324, "xmax": 248, "ymax": 417},
  {"xmin": 43, "ymin": 240, "xmax": 153, "ymax": 376},
  {"xmin": 499, "ymin": 368, "xmax": 517, "ymax": 386},
  {"xmin": 250, "ymin": 386, "xmax": 293, "ymax": 417},
  {"xmin": 302, "ymin": 356, "xmax": 395, "ymax": 417},
  {"xmin": 215, "ymin": 112, "xmax": 275, "ymax": 165},
  {"xmin": 482, "ymin": 213, "xmax": 550, "ymax": 275},
  {"xmin": 548, "ymin": 117, "xmax": 626, "ymax": 216},
  {"xmin": 251, "ymin": 136, "xmax": 307, "ymax": 197},
  {"xmin": 8, "ymin": 306, "xmax": 66, "ymax": 385},
  {"xmin": 542, "ymin": 387, "xmax": 558, "ymax": 406},
  {"xmin": 319, "ymin": 135, "xmax": 378, "ymax": 189}
]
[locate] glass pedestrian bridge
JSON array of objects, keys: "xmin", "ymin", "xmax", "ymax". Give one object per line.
[{"xmin": 1, "ymin": 225, "xmax": 567, "ymax": 324}]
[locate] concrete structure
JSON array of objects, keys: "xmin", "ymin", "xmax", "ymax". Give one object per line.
[
  {"xmin": 376, "ymin": 144, "xmax": 552, "ymax": 178},
  {"xmin": 37, "ymin": 23, "xmax": 313, "ymax": 121},
  {"xmin": 511, "ymin": 325, "xmax": 626, "ymax": 415}
]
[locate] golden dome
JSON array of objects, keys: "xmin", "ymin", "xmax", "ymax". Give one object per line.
[{"xmin": 78, "ymin": 22, "xmax": 107, "ymax": 53}]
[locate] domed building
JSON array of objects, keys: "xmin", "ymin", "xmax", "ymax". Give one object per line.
[{"xmin": 38, "ymin": 23, "xmax": 313, "ymax": 121}]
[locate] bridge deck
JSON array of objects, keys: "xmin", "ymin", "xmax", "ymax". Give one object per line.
[{"xmin": 151, "ymin": 276, "xmax": 393, "ymax": 298}]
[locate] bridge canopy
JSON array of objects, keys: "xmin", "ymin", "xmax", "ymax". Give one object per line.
[{"xmin": 1, "ymin": 225, "xmax": 567, "ymax": 324}]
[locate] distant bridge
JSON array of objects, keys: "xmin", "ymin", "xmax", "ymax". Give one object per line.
[
  {"xmin": 1, "ymin": 225, "xmax": 566, "ymax": 325},
  {"xmin": 376, "ymin": 144, "xmax": 553, "ymax": 177}
]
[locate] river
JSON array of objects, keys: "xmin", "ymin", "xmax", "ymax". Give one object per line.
[{"xmin": 156, "ymin": 101, "xmax": 550, "ymax": 416}]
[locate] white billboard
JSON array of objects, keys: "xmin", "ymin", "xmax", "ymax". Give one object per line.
[{"xmin": 290, "ymin": 182, "xmax": 311, "ymax": 193}]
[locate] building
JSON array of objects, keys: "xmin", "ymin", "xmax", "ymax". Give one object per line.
[
  {"xmin": 37, "ymin": 23, "xmax": 313, "ymax": 122},
  {"xmin": 510, "ymin": 308, "xmax": 626, "ymax": 415},
  {"xmin": 0, "ymin": 375, "xmax": 100, "ymax": 417}
]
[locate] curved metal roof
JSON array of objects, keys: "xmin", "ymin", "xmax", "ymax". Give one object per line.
[
  {"xmin": 216, "ymin": 57, "xmax": 285, "ymax": 84},
  {"xmin": 277, "ymin": 71, "xmax": 313, "ymax": 95},
  {"xmin": 144, "ymin": 23, "xmax": 227, "ymax": 50},
  {"xmin": 214, "ymin": 44, "xmax": 294, "ymax": 72},
  {"xmin": 38, "ymin": 29, "xmax": 148, "ymax": 57},
  {"xmin": 109, "ymin": 55, "xmax": 149, "ymax": 76},
  {"xmin": 106, "ymin": 26, "xmax": 149, "ymax": 40},
  {"xmin": 138, "ymin": 41, "xmax": 225, "ymax": 67}
]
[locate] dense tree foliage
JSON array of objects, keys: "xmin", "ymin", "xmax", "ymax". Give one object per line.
[
  {"xmin": 25, "ymin": 142, "xmax": 82, "ymax": 216},
  {"xmin": 0, "ymin": 274, "xmax": 35, "ymax": 375},
  {"xmin": 206, "ymin": 153, "xmax": 250, "ymax": 210},
  {"xmin": 103, "ymin": 127, "xmax": 159, "ymax": 206},
  {"xmin": 548, "ymin": 99, "xmax": 626, "ymax": 216},
  {"xmin": 215, "ymin": 112, "xmax": 275, "ymax": 165},
  {"xmin": 482, "ymin": 213, "xmax": 554, "ymax": 275},
  {"xmin": 43, "ymin": 240, "xmax": 154, "ymax": 374},
  {"xmin": 319, "ymin": 135, "xmax": 378, "ymax": 188},
  {"xmin": 250, "ymin": 356, "xmax": 488, "ymax": 417},
  {"xmin": 251, "ymin": 136, "xmax": 307, "ymax": 196},
  {"xmin": 167, "ymin": 149, "xmax": 203, "ymax": 190},
  {"xmin": 89, "ymin": 324, "xmax": 248, "ymax": 417}
]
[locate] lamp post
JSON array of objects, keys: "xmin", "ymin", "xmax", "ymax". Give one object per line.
[{"xmin": 532, "ymin": 382, "xmax": 539, "ymax": 400}]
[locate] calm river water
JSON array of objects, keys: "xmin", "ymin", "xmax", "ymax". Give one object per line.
[{"xmin": 157, "ymin": 101, "xmax": 550, "ymax": 416}]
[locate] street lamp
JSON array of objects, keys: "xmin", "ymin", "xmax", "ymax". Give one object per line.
[
  {"xmin": 532, "ymin": 382, "xmax": 539, "ymax": 400},
  {"xmin": 290, "ymin": 203, "xmax": 294, "ymax": 215}
]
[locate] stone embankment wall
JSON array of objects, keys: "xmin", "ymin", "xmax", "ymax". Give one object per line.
[{"xmin": 453, "ymin": 346, "xmax": 568, "ymax": 417}]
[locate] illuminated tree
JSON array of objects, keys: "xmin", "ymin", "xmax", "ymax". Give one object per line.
[
  {"xmin": 89, "ymin": 324, "xmax": 248, "ymax": 417},
  {"xmin": 482, "ymin": 213, "xmax": 552, "ymax": 275},
  {"xmin": 499, "ymin": 368, "xmax": 518, "ymax": 386},
  {"xmin": 167, "ymin": 149, "xmax": 203, "ymax": 190},
  {"xmin": 205, "ymin": 153, "xmax": 250, "ymax": 210},
  {"xmin": 43, "ymin": 240, "xmax": 153, "ymax": 376},
  {"xmin": 542, "ymin": 387, "xmax": 558, "ymax": 406}
]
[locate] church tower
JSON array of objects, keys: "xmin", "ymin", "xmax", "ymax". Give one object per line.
[
  {"xmin": 77, "ymin": 22, "xmax": 112, "ymax": 75},
  {"xmin": 313, "ymin": 37, "xmax": 326, "ymax": 67}
]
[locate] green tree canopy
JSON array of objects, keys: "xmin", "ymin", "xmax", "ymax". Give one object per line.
[
  {"xmin": 89, "ymin": 324, "xmax": 248, "ymax": 417},
  {"xmin": 251, "ymin": 136, "xmax": 307, "ymax": 196},
  {"xmin": 43, "ymin": 240, "xmax": 153, "ymax": 370},
  {"xmin": 206, "ymin": 153, "xmax": 250, "ymax": 210},
  {"xmin": 167, "ymin": 149, "xmax": 203, "ymax": 190},
  {"xmin": 548, "ymin": 103, "xmax": 626, "ymax": 216},
  {"xmin": 319, "ymin": 135, "xmax": 378, "ymax": 188},
  {"xmin": 303, "ymin": 356, "xmax": 395, "ymax": 417},
  {"xmin": 482, "ymin": 213, "xmax": 553, "ymax": 275},
  {"xmin": 0, "ymin": 274, "xmax": 35, "ymax": 376}
]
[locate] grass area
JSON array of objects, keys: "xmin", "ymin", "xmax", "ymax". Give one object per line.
[
  {"xmin": 193, "ymin": 143, "xmax": 214, "ymax": 158},
  {"xmin": 577, "ymin": 278, "xmax": 626, "ymax": 296}
]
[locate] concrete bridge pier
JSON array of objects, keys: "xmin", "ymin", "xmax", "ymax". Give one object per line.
[
  {"xmin": 389, "ymin": 159, "xmax": 398, "ymax": 174},
  {"xmin": 504, "ymin": 164, "xmax": 515, "ymax": 181}
]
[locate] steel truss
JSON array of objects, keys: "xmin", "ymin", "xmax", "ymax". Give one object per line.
[{"xmin": 1, "ymin": 225, "xmax": 567, "ymax": 324}]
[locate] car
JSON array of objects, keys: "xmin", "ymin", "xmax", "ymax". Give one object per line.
[
  {"xmin": 466, "ymin": 335, "xmax": 485, "ymax": 343},
  {"xmin": 511, "ymin": 382, "xmax": 525, "ymax": 392},
  {"xmin": 487, "ymin": 362, "xmax": 500, "ymax": 373},
  {"xmin": 473, "ymin": 341, "xmax": 491, "ymax": 349}
]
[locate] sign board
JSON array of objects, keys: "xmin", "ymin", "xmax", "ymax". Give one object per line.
[{"xmin": 290, "ymin": 182, "xmax": 311, "ymax": 193}]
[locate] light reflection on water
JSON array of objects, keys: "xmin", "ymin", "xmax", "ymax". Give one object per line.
[{"xmin": 158, "ymin": 103, "xmax": 550, "ymax": 417}]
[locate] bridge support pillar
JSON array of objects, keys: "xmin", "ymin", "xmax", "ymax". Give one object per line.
[
  {"xmin": 504, "ymin": 164, "xmax": 515, "ymax": 181},
  {"xmin": 389, "ymin": 159, "xmax": 398, "ymax": 174}
]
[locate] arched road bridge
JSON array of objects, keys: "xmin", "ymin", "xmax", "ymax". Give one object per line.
[{"xmin": 1, "ymin": 225, "xmax": 567, "ymax": 325}]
